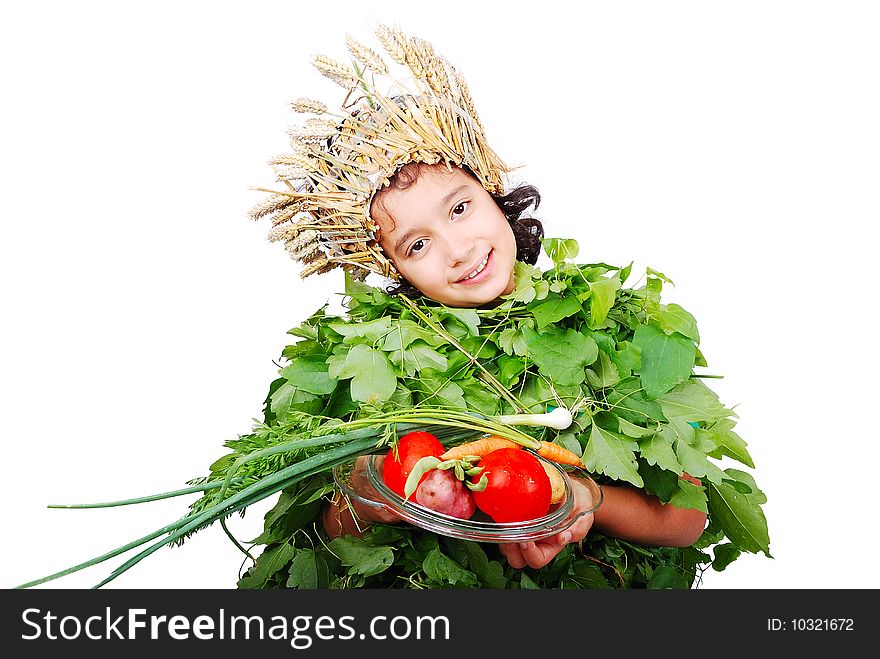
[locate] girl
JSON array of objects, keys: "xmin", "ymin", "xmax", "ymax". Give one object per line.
[{"xmin": 254, "ymin": 25, "xmax": 707, "ymax": 574}]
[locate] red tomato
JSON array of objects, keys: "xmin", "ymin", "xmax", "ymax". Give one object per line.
[
  {"xmin": 470, "ymin": 448, "xmax": 552, "ymax": 522},
  {"xmin": 382, "ymin": 431, "xmax": 445, "ymax": 500}
]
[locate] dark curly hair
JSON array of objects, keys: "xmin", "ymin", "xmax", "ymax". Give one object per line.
[{"xmin": 372, "ymin": 162, "xmax": 544, "ymax": 299}]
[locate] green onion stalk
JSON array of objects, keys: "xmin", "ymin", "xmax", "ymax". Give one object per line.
[{"xmin": 14, "ymin": 406, "xmax": 543, "ymax": 589}]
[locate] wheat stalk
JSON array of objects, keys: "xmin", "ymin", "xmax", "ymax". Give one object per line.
[
  {"xmin": 345, "ymin": 35, "xmax": 388, "ymax": 75},
  {"xmin": 375, "ymin": 24, "xmax": 407, "ymax": 65},
  {"xmin": 291, "ymin": 98, "xmax": 328, "ymax": 114},
  {"xmin": 311, "ymin": 54, "xmax": 359, "ymax": 90}
]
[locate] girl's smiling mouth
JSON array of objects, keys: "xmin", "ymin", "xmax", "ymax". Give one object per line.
[{"xmin": 455, "ymin": 249, "xmax": 494, "ymax": 285}]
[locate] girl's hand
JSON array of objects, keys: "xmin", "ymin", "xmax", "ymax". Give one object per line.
[
  {"xmin": 499, "ymin": 476, "xmax": 596, "ymax": 570},
  {"xmin": 323, "ymin": 456, "xmax": 401, "ymax": 539},
  {"xmin": 348, "ymin": 455, "xmax": 402, "ymax": 525}
]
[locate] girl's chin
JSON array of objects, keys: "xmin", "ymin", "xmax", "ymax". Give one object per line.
[{"xmin": 456, "ymin": 282, "xmax": 508, "ymax": 306}]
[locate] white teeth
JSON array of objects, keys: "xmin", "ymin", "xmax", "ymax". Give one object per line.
[{"xmin": 461, "ymin": 253, "xmax": 489, "ymax": 281}]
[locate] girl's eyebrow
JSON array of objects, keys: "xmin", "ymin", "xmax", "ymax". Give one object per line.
[
  {"xmin": 393, "ymin": 184, "xmax": 470, "ymax": 255},
  {"xmin": 434, "ymin": 184, "xmax": 469, "ymax": 213},
  {"xmin": 393, "ymin": 229, "xmax": 417, "ymax": 256}
]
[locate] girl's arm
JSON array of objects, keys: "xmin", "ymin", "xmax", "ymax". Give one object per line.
[
  {"xmin": 592, "ymin": 475, "xmax": 707, "ymax": 548},
  {"xmin": 500, "ymin": 475, "xmax": 707, "ymax": 570}
]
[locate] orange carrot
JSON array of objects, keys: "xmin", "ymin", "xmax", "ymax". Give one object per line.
[
  {"xmin": 536, "ymin": 441, "xmax": 583, "ymax": 467},
  {"xmin": 440, "ymin": 436, "xmax": 520, "ymax": 461}
]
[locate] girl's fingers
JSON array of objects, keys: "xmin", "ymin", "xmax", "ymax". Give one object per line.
[
  {"xmin": 498, "ymin": 542, "xmax": 527, "ymax": 569},
  {"xmin": 567, "ymin": 512, "xmax": 594, "ymax": 542},
  {"xmin": 518, "ymin": 537, "xmax": 565, "ymax": 569},
  {"xmin": 501, "ymin": 522, "xmax": 589, "ymax": 570}
]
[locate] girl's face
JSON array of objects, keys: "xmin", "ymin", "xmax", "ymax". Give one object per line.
[{"xmin": 372, "ymin": 165, "xmax": 517, "ymax": 308}]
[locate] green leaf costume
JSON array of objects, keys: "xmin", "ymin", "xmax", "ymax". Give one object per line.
[{"xmin": 221, "ymin": 240, "xmax": 771, "ymax": 590}]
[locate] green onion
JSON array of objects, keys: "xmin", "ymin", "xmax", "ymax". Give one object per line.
[{"xmin": 493, "ymin": 406, "xmax": 574, "ymax": 430}]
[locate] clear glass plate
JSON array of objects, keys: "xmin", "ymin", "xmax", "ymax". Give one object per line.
[{"xmin": 333, "ymin": 452, "xmax": 603, "ymax": 543}]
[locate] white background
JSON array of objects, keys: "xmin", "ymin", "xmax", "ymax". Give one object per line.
[{"xmin": 2, "ymin": 1, "xmax": 877, "ymax": 590}]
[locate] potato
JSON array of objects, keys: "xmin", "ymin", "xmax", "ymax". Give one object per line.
[
  {"xmin": 415, "ymin": 468, "xmax": 476, "ymax": 519},
  {"xmin": 542, "ymin": 461, "xmax": 566, "ymax": 504}
]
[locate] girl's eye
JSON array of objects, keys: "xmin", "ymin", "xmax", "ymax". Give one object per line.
[{"xmin": 406, "ymin": 201, "xmax": 468, "ymax": 257}]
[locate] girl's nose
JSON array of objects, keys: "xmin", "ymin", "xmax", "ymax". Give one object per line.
[{"xmin": 447, "ymin": 240, "xmax": 475, "ymax": 267}]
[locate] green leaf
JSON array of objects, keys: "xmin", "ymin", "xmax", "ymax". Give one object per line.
[
  {"xmin": 616, "ymin": 415, "xmax": 656, "ymax": 438},
  {"xmin": 571, "ymin": 561, "xmax": 613, "ymax": 589},
  {"xmin": 587, "ymin": 329, "xmax": 617, "ymax": 357},
  {"xmin": 458, "ymin": 335, "xmax": 499, "ymax": 360},
  {"xmin": 647, "ymin": 565, "xmax": 681, "ymax": 589},
  {"xmin": 656, "ymin": 379, "xmax": 733, "ymax": 424},
  {"xmin": 422, "ymin": 548, "xmax": 480, "ymax": 587},
  {"xmin": 555, "ymin": 431, "xmax": 584, "ymax": 456},
  {"xmin": 281, "ymin": 339, "xmax": 321, "ymax": 361},
  {"xmin": 334, "ymin": 344, "xmax": 397, "ymax": 404},
  {"xmin": 269, "ymin": 381, "xmax": 321, "ymax": 420},
  {"xmin": 237, "ymin": 542, "xmax": 296, "ymax": 589},
  {"xmin": 381, "ymin": 319, "xmax": 442, "ymax": 350},
  {"xmin": 639, "ymin": 462, "xmax": 680, "ymax": 502},
  {"xmin": 588, "ymin": 275, "xmax": 621, "ymax": 326},
  {"xmin": 612, "ymin": 341, "xmax": 641, "ymax": 376},
  {"xmin": 534, "ymin": 279, "xmax": 550, "ymax": 300},
  {"xmin": 279, "ymin": 355, "xmax": 336, "ymax": 395},
  {"xmin": 388, "ymin": 340, "xmax": 447, "ymax": 378},
  {"xmin": 437, "ymin": 307, "xmax": 481, "ymax": 337},
  {"xmin": 528, "ymin": 294, "xmax": 583, "ymax": 328},
  {"xmin": 657, "ymin": 303, "xmax": 700, "ymax": 344},
  {"xmin": 725, "ymin": 469, "xmax": 767, "ymax": 504},
  {"xmin": 707, "ymin": 472, "xmax": 771, "ymax": 557},
  {"xmin": 328, "ymin": 317, "xmax": 393, "ymax": 345},
  {"xmin": 673, "ymin": 437, "xmax": 729, "ymax": 486},
  {"xmin": 585, "ymin": 350, "xmax": 620, "ymax": 389},
  {"xmin": 458, "ymin": 379, "xmax": 501, "ymax": 416},
  {"xmin": 328, "ymin": 536, "xmax": 395, "ymax": 577},
  {"xmin": 285, "ymin": 549, "xmax": 330, "ymax": 589},
  {"xmin": 704, "ymin": 419, "xmax": 754, "ymax": 468},
  {"xmin": 344, "ymin": 268, "xmax": 376, "ymax": 298},
  {"xmin": 604, "ymin": 377, "xmax": 668, "ymax": 425},
  {"xmin": 659, "ymin": 416, "xmax": 696, "ymax": 447},
  {"xmin": 440, "ymin": 351, "xmax": 471, "ymax": 378},
  {"xmin": 668, "ymin": 479, "xmax": 709, "ymax": 513},
  {"xmin": 520, "ymin": 572, "xmax": 540, "ymax": 589},
  {"xmin": 414, "ymin": 377, "xmax": 467, "ymax": 409},
  {"xmin": 542, "ymin": 237, "xmax": 580, "ymax": 264},
  {"xmin": 326, "ymin": 341, "xmax": 350, "ymax": 373},
  {"xmin": 497, "ymin": 354, "xmax": 526, "ymax": 387},
  {"xmin": 690, "ymin": 427, "xmax": 720, "ymax": 454},
  {"xmin": 583, "ymin": 424, "xmax": 643, "ymax": 487},
  {"xmin": 250, "ymin": 487, "xmax": 324, "ymax": 545},
  {"xmin": 711, "ymin": 543, "xmax": 742, "ymax": 571},
  {"xmin": 633, "ymin": 324, "xmax": 696, "ymax": 399},
  {"xmin": 462, "ymin": 543, "xmax": 507, "ymax": 588},
  {"xmin": 498, "ymin": 326, "xmax": 531, "ymax": 357},
  {"xmin": 646, "ymin": 266, "xmax": 675, "ymax": 285},
  {"xmin": 388, "ymin": 383, "xmax": 414, "ymax": 409},
  {"xmin": 528, "ymin": 328, "xmax": 599, "ymax": 386},
  {"xmin": 639, "ymin": 433, "xmax": 682, "ymax": 474},
  {"xmin": 505, "ymin": 261, "xmax": 541, "ymax": 303}
]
